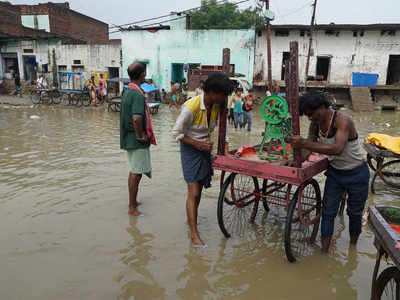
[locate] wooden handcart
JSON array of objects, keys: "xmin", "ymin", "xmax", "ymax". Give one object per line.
[
  {"xmin": 368, "ymin": 205, "xmax": 400, "ymax": 299},
  {"xmin": 363, "ymin": 142, "xmax": 400, "ymax": 193},
  {"xmin": 213, "ymin": 43, "xmax": 328, "ymax": 262}
]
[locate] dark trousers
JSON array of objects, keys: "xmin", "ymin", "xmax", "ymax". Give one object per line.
[{"xmin": 321, "ymin": 162, "xmax": 370, "ymax": 238}]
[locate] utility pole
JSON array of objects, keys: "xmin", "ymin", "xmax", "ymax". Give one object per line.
[
  {"xmin": 265, "ymin": 0, "xmax": 273, "ymax": 93},
  {"xmin": 218, "ymin": 48, "xmax": 230, "ymax": 155},
  {"xmin": 304, "ymin": 0, "xmax": 317, "ymax": 91}
]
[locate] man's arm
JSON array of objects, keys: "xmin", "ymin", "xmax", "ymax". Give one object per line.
[
  {"xmin": 172, "ymin": 105, "xmax": 212, "ymax": 151},
  {"xmin": 291, "ymin": 115, "xmax": 350, "ymax": 156},
  {"xmin": 132, "ymin": 115, "xmax": 148, "ymax": 142}
]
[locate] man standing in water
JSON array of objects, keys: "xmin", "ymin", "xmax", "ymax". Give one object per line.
[
  {"xmin": 120, "ymin": 62, "xmax": 156, "ymax": 216},
  {"xmin": 172, "ymin": 72, "xmax": 233, "ymax": 246},
  {"xmin": 290, "ymin": 91, "xmax": 370, "ymax": 253}
]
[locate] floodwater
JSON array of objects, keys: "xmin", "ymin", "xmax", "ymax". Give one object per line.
[{"xmin": 1, "ymin": 103, "xmax": 400, "ymax": 300}]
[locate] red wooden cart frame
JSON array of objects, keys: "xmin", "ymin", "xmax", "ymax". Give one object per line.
[{"xmin": 213, "ymin": 42, "xmax": 328, "ymax": 262}]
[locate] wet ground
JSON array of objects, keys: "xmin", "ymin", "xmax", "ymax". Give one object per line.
[{"xmin": 1, "ymin": 101, "xmax": 400, "ymax": 300}]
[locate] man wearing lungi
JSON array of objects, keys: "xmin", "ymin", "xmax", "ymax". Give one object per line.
[
  {"xmin": 172, "ymin": 72, "xmax": 233, "ymax": 246},
  {"xmin": 120, "ymin": 62, "xmax": 156, "ymax": 216}
]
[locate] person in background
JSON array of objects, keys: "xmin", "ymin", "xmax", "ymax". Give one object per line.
[
  {"xmin": 120, "ymin": 62, "xmax": 156, "ymax": 216},
  {"xmin": 36, "ymin": 74, "xmax": 45, "ymax": 89},
  {"xmin": 243, "ymin": 90, "xmax": 255, "ymax": 132},
  {"xmin": 233, "ymin": 88, "xmax": 244, "ymax": 130},
  {"xmin": 90, "ymin": 76, "xmax": 98, "ymax": 106},
  {"xmin": 290, "ymin": 91, "xmax": 369, "ymax": 253},
  {"xmin": 11, "ymin": 69, "xmax": 22, "ymax": 97},
  {"xmin": 161, "ymin": 89, "xmax": 167, "ymax": 102},
  {"xmin": 172, "ymin": 72, "xmax": 233, "ymax": 246},
  {"xmin": 227, "ymin": 89, "xmax": 236, "ymax": 125},
  {"xmin": 266, "ymin": 88, "xmax": 272, "ymax": 98},
  {"xmin": 169, "ymin": 81, "xmax": 179, "ymax": 109},
  {"xmin": 182, "ymin": 78, "xmax": 188, "ymax": 101},
  {"xmin": 194, "ymin": 80, "xmax": 204, "ymax": 96},
  {"xmin": 98, "ymin": 73, "xmax": 107, "ymax": 105}
]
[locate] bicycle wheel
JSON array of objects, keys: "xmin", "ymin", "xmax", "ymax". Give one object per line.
[
  {"xmin": 375, "ymin": 266, "xmax": 400, "ymax": 300},
  {"xmin": 379, "ymin": 160, "xmax": 400, "ymax": 189},
  {"xmin": 217, "ymin": 173, "xmax": 260, "ymax": 238},
  {"xmin": 368, "ymin": 154, "xmax": 378, "ymax": 172},
  {"xmin": 75, "ymin": 95, "xmax": 83, "ymax": 107},
  {"xmin": 284, "ymin": 179, "xmax": 321, "ymax": 262},
  {"xmin": 52, "ymin": 90, "xmax": 61, "ymax": 104},
  {"xmin": 82, "ymin": 93, "xmax": 91, "ymax": 107},
  {"xmin": 31, "ymin": 90, "xmax": 41, "ymax": 104},
  {"xmin": 62, "ymin": 94, "xmax": 71, "ymax": 106},
  {"xmin": 41, "ymin": 91, "xmax": 52, "ymax": 105}
]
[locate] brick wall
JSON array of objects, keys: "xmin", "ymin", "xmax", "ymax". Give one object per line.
[
  {"xmin": 18, "ymin": 2, "xmax": 108, "ymax": 44},
  {"xmin": 0, "ymin": 2, "xmax": 24, "ymax": 37}
]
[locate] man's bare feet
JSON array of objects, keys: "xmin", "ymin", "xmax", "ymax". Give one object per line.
[
  {"xmin": 191, "ymin": 233, "xmax": 205, "ymax": 246},
  {"xmin": 128, "ymin": 207, "xmax": 142, "ymax": 216}
]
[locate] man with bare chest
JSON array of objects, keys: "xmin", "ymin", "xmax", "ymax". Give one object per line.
[{"xmin": 291, "ymin": 91, "xmax": 370, "ymax": 253}]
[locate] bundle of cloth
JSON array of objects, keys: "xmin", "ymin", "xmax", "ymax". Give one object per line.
[{"xmin": 366, "ymin": 133, "xmax": 400, "ymax": 155}]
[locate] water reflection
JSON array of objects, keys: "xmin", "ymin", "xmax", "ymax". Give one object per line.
[
  {"xmin": 117, "ymin": 217, "xmax": 166, "ymax": 300},
  {"xmin": 0, "ymin": 105, "xmax": 400, "ymax": 299}
]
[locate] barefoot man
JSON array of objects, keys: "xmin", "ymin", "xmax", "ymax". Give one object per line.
[
  {"xmin": 290, "ymin": 91, "xmax": 370, "ymax": 253},
  {"xmin": 120, "ymin": 62, "xmax": 156, "ymax": 216},
  {"xmin": 172, "ymin": 72, "xmax": 233, "ymax": 246}
]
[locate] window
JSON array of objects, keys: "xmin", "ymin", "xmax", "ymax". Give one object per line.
[
  {"xmin": 73, "ymin": 60, "xmax": 81, "ymax": 65},
  {"xmin": 300, "ymin": 30, "xmax": 305, "ymax": 37},
  {"xmin": 353, "ymin": 31, "xmax": 358, "ymax": 37},
  {"xmin": 257, "ymin": 30, "xmax": 262, "ymax": 37},
  {"xmin": 58, "ymin": 65, "xmax": 67, "ymax": 71},
  {"xmin": 23, "ymin": 49, "xmax": 34, "ymax": 53},
  {"xmin": 275, "ymin": 29, "xmax": 289, "ymax": 37}
]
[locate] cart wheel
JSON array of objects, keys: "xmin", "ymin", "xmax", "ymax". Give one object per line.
[
  {"xmin": 375, "ymin": 266, "xmax": 400, "ymax": 300},
  {"xmin": 41, "ymin": 91, "xmax": 52, "ymax": 105},
  {"xmin": 368, "ymin": 154, "xmax": 377, "ymax": 172},
  {"xmin": 284, "ymin": 179, "xmax": 321, "ymax": 263},
  {"xmin": 70, "ymin": 95, "xmax": 80, "ymax": 107},
  {"xmin": 82, "ymin": 94, "xmax": 91, "ymax": 107},
  {"xmin": 62, "ymin": 94, "xmax": 70, "ymax": 106},
  {"xmin": 52, "ymin": 91, "xmax": 61, "ymax": 104},
  {"xmin": 31, "ymin": 90, "xmax": 41, "ymax": 104},
  {"xmin": 217, "ymin": 173, "xmax": 260, "ymax": 238},
  {"xmin": 261, "ymin": 179, "xmax": 270, "ymax": 212},
  {"xmin": 379, "ymin": 160, "xmax": 400, "ymax": 189}
]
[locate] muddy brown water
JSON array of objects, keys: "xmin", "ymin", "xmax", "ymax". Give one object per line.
[{"xmin": 1, "ymin": 104, "xmax": 400, "ymax": 300}]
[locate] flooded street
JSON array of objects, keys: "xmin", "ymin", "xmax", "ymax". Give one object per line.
[{"xmin": 1, "ymin": 104, "xmax": 400, "ymax": 300}]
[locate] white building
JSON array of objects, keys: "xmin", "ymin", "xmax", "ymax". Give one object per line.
[{"xmin": 254, "ymin": 24, "xmax": 400, "ymax": 87}]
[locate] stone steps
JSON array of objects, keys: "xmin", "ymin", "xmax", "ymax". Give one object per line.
[{"xmin": 350, "ymin": 87, "xmax": 375, "ymax": 112}]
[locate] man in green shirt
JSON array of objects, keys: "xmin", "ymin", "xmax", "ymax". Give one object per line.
[{"xmin": 120, "ymin": 62, "xmax": 151, "ymax": 216}]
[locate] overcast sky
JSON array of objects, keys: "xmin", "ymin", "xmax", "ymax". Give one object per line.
[{"xmin": 11, "ymin": 0, "xmax": 400, "ymax": 36}]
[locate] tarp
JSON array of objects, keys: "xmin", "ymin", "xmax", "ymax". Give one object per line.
[
  {"xmin": 366, "ymin": 133, "xmax": 400, "ymax": 155},
  {"xmin": 140, "ymin": 83, "xmax": 158, "ymax": 93},
  {"xmin": 352, "ymin": 73, "xmax": 379, "ymax": 86}
]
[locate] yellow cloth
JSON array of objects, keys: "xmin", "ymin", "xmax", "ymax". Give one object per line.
[{"xmin": 366, "ymin": 133, "xmax": 400, "ymax": 154}]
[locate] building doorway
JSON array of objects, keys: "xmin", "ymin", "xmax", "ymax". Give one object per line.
[
  {"xmin": 316, "ymin": 56, "xmax": 331, "ymax": 81},
  {"xmin": 281, "ymin": 52, "xmax": 290, "ymax": 80},
  {"xmin": 23, "ymin": 55, "xmax": 37, "ymax": 84},
  {"xmin": 171, "ymin": 63, "xmax": 184, "ymax": 86},
  {"xmin": 386, "ymin": 55, "xmax": 400, "ymax": 85}
]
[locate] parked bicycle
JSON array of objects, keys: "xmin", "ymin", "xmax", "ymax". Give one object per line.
[{"xmin": 30, "ymin": 88, "xmax": 61, "ymax": 105}]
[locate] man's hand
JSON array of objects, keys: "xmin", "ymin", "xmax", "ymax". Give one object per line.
[
  {"xmin": 290, "ymin": 135, "xmax": 305, "ymax": 149},
  {"xmin": 196, "ymin": 141, "xmax": 213, "ymax": 152},
  {"xmin": 137, "ymin": 133, "xmax": 149, "ymax": 143}
]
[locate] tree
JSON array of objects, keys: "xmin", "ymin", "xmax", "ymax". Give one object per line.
[{"xmin": 189, "ymin": 0, "xmax": 265, "ymax": 30}]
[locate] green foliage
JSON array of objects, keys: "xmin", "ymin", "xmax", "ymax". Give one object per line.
[{"xmin": 189, "ymin": 0, "xmax": 265, "ymax": 30}]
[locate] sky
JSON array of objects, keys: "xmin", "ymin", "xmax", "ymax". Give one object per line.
[{"xmin": 10, "ymin": 0, "xmax": 400, "ymax": 36}]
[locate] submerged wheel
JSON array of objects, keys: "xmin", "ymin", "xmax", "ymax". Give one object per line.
[
  {"xmin": 284, "ymin": 179, "xmax": 321, "ymax": 262},
  {"xmin": 217, "ymin": 173, "xmax": 260, "ymax": 238},
  {"xmin": 31, "ymin": 90, "xmax": 41, "ymax": 104},
  {"xmin": 379, "ymin": 160, "xmax": 400, "ymax": 189},
  {"xmin": 368, "ymin": 154, "xmax": 378, "ymax": 172},
  {"xmin": 82, "ymin": 93, "xmax": 91, "ymax": 106},
  {"xmin": 375, "ymin": 266, "xmax": 400, "ymax": 300},
  {"xmin": 62, "ymin": 94, "xmax": 71, "ymax": 105},
  {"xmin": 52, "ymin": 91, "xmax": 61, "ymax": 104}
]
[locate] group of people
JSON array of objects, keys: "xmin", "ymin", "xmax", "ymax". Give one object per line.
[
  {"xmin": 120, "ymin": 61, "xmax": 369, "ymax": 253},
  {"xmin": 227, "ymin": 88, "xmax": 255, "ymax": 131},
  {"xmin": 167, "ymin": 79, "xmax": 188, "ymax": 109},
  {"xmin": 88, "ymin": 73, "xmax": 107, "ymax": 106}
]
